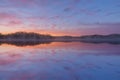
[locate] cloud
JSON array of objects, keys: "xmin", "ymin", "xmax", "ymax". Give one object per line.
[
  {"xmin": 8, "ymin": 20, "xmax": 23, "ymax": 26},
  {"xmin": 11, "ymin": 0, "xmax": 36, "ymax": 6},
  {"xmin": 105, "ymin": 11, "xmax": 120, "ymax": 16},
  {"xmin": 0, "ymin": 11, "xmax": 24, "ymax": 28},
  {"xmin": 10, "ymin": 0, "xmax": 61, "ymax": 7},
  {"xmin": 64, "ymin": 7, "xmax": 72, "ymax": 12},
  {"xmin": 0, "ymin": 12, "xmax": 16, "ymax": 20}
]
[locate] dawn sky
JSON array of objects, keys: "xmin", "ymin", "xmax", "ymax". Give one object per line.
[{"xmin": 0, "ymin": 0, "xmax": 120, "ymax": 36}]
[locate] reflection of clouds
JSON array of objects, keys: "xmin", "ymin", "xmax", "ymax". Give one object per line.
[
  {"xmin": 0, "ymin": 53, "xmax": 22, "ymax": 66},
  {"xmin": 0, "ymin": 58, "xmax": 16, "ymax": 65},
  {"xmin": 9, "ymin": 72, "xmax": 37, "ymax": 80},
  {"xmin": 0, "ymin": 42, "xmax": 120, "ymax": 80}
]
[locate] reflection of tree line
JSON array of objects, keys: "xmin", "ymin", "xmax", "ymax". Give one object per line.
[
  {"xmin": 79, "ymin": 34, "xmax": 120, "ymax": 44},
  {"xmin": 0, "ymin": 32, "xmax": 120, "ymax": 46},
  {"xmin": 0, "ymin": 40, "xmax": 52, "ymax": 46}
]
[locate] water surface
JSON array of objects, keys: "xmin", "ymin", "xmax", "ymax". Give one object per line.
[{"xmin": 0, "ymin": 42, "xmax": 120, "ymax": 80}]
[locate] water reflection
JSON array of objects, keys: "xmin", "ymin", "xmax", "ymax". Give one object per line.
[
  {"xmin": 0, "ymin": 42, "xmax": 120, "ymax": 80},
  {"xmin": 0, "ymin": 41, "xmax": 52, "ymax": 46},
  {"xmin": 0, "ymin": 40, "xmax": 120, "ymax": 47}
]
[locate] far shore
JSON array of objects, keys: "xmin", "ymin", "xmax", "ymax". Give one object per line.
[
  {"xmin": 0, "ymin": 32, "xmax": 120, "ymax": 45},
  {"xmin": 0, "ymin": 37, "xmax": 120, "ymax": 44}
]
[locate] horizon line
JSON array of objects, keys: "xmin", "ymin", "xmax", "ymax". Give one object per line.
[{"xmin": 0, "ymin": 31, "xmax": 120, "ymax": 37}]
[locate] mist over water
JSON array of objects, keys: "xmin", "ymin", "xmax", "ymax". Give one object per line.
[{"xmin": 0, "ymin": 42, "xmax": 120, "ymax": 80}]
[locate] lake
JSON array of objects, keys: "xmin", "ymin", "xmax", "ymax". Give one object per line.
[{"xmin": 0, "ymin": 42, "xmax": 120, "ymax": 80}]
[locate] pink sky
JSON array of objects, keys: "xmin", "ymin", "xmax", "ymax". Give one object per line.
[{"xmin": 0, "ymin": 0, "xmax": 120, "ymax": 36}]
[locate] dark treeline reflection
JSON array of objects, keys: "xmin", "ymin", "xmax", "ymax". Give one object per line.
[
  {"xmin": 0, "ymin": 40, "xmax": 120, "ymax": 47},
  {"xmin": 79, "ymin": 40, "xmax": 120, "ymax": 45},
  {"xmin": 0, "ymin": 41, "xmax": 52, "ymax": 46}
]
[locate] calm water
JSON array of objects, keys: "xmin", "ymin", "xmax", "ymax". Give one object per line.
[{"xmin": 0, "ymin": 42, "xmax": 120, "ymax": 80}]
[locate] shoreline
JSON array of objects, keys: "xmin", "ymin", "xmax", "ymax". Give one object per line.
[
  {"xmin": 0, "ymin": 32, "xmax": 120, "ymax": 45},
  {"xmin": 0, "ymin": 38, "xmax": 120, "ymax": 46}
]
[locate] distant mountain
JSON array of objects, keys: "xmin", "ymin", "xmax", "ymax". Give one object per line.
[
  {"xmin": 80, "ymin": 34, "xmax": 120, "ymax": 39},
  {"xmin": 78, "ymin": 34, "xmax": 120, "ymax": 44}
]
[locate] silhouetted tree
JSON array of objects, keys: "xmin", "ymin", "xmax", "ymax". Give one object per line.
[
  {"xmin": 3, "ymin": 32, "xmax": 53, "ymax": 40},
  {"xmin": 0, "ymin": 33, "xmax": 4, "ymax": 39}
]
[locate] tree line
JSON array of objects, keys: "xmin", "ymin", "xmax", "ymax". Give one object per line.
[{"xmin": 0, "ymin": 32, "xmax": 54, "ymax": 40}]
